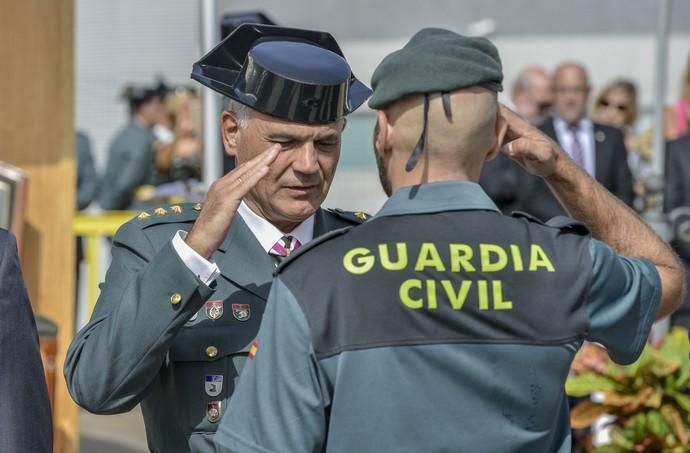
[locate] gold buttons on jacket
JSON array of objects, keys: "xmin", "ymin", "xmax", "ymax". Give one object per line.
[
  {"xmin": 170, "ymin": 292, "xmax": 182, "ymax": 305},
  {"xmin": 206, "ymin": 346, "xmax": 218, "ymax": 358}
]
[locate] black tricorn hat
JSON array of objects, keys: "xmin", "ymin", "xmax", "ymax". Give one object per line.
[{"xmin": 191, "ymin": 24, "xmax": 371, "ymax": 124}]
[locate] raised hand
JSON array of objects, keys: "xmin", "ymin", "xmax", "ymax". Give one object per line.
[
  {"xmin": 499, "ymin": 104, "xmax": 564, "ymax": 178},
  {"xmin": 185, "ymin": 145, "xmax": 280, "ymax": 259}
]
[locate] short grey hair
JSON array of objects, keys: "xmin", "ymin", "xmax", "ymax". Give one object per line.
[{"xmin": 223, "ymin": 97, "xmax": 250, "ymax": 128}]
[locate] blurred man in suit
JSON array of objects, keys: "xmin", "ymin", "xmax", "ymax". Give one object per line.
[
  {"xmin": 665, "ymin": 134, "xmax": 690, "ymax": 329},
  {"xmin": 480, "ymin": 66, "xmax": 552, "ymax": 213},
  {"xmin": 527, "ymin": 62, "xmax": 634, "ymax": 220},
  {"xmin": 0, "ymin": 229, "xmax": 52, "ymax": 452}
]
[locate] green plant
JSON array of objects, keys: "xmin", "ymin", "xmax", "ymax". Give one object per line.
[{"xmin": 566, "ymin": 327, "xmax": 690, "ymax": 452}]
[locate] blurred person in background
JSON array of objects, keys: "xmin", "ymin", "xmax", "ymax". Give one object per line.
[
  {"xmin": 593, "ymin": 79, "xmax": 652, "ymax": 208},
  {"xmin": 150, "ymin": 87, "xmax": 205, "ymax": 205},
  {"xmin": 665, "ymin": 55, "xmax": 690, "ymax": 141},
  {"xmin": 76, "ymin": 131, "xmax": 99, "ymax": 211},
  {"xmin": 75, "ymin": 131, "xmax": 99, "ymax": 304},
  {"xmin": 99, "ymin": 81, "xmax": 168, "ymax": 210},
  {"xmin": 0, "ymin": 229, "xmax": 52, "ymax": 453},
  {"xmin": 526, "ymin": 62, "xmax": 634, "ymax": 220},
  {"xmin": 479, "ymin": 65, "xmax": 551, "ymax": 213},
  {"xmin": 664, "ymin": 133, "xmax": 690, "ymax": 330},
  {"xmin": 510, "ymin": 65, "xmax": 553, "ymax": 126}
]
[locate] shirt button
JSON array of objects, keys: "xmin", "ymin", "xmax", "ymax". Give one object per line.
[
  {"xmin": 170, "ymin": 293, "xmax": 183, "ymax": 305},
  {"xmin": 206, "ymin": 346, "xmax": 218, "ymax": 358}
]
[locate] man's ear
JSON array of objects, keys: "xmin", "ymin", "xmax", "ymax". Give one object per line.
[
  {"xmin": 486, "ymin": 109, "xmax": 508, "ymax": 161},
  {"xmin": 221, "ymin": 111, "xmax": 241, "ymax": 157},
  {"xmin": 375, "ymin": 110, "xmax": 391, "ymax": 157}
]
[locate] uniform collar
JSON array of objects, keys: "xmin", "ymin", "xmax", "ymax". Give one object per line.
[
  {"xmin": 375, "ymin": 181, "xmax": 500, "ymax": 218},
  {"xmin": 237, "ymin": 201, "xmax": 315, "ymax": 252}
]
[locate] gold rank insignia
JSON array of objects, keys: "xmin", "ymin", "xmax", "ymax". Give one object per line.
[
  {"xmin": 137, "ymin": 211, "xmax": 151, "ymax": 220},
  {"xmin": 154, "ymin": 208, "xmax": 168, "ymax": 216},
  {"xmin": 170, "ymin": 205, "xmax": 182, "ymax": 214},
  {"xmin": 194, "ymin": 203, "xmax": 203, "ymax": 211},
  {"xmin": 354, "ymin": 211, "xmax": 369, "ymax": 221}
]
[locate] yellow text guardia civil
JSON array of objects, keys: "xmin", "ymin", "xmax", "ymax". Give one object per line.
[{"xmin": 343, "ymin": 242, "xmax": 556, "ymax": 311}]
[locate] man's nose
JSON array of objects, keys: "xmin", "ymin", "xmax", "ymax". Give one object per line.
[{"xmin": 292, "ymin": 142, "xmax": 319, "ymax": 175}]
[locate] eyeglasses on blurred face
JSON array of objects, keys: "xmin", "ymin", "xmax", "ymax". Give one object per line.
[{"xmin": 598, "ymin": 99, "xmax": 629, "ymax": 112}]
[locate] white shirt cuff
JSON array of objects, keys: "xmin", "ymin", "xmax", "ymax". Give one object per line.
[{"xmin": 171, "ymin": 230, "xmax": 221, "ymax": 286}]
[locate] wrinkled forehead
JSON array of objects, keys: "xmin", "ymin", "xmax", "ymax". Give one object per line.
[{"xmin": 250, "ymin": 109, "xmax": 345, "ymax": 140}]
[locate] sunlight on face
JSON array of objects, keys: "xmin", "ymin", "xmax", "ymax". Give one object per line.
[{"xmin": 235, "ymin": 111, "xmax": 345, "ymax": 229}]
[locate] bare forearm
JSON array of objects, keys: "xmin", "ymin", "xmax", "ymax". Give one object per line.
[{"xmin": 545, "ymin": 156, "xmax": 685, "ymax": 318}]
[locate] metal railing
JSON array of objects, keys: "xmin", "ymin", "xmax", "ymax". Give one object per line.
[{"xmin": 73, "ymin": 211, "xmax": 137, "ymax": 315}]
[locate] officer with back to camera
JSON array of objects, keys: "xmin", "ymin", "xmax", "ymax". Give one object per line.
[
  {"xmin": 64, "ymin": 24, "xmax": 371, "ymax": 452},
  {"xmin": 215, "ymin": 28, "xmax": 685, "ymax": 453}
]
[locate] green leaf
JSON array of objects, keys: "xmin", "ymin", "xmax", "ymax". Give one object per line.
[
  {"xmin": 622, "ymin": 346, "xmax": 653, "ymax": 377},
  {"xmin": 566, "ymin": 373, "xmax": 619, "ymax": 397},
  {"xmin": 570, "ymin": 401, "xmax": 613, "ymax": 429},
  {"xmin": 646, "ymin": 409, "xmax": 671, "ymax": 438},
  {"xmin": 626, "ymin": 412, "xmax": 647, "ymax": 441},
  {"xmin": 668, "ymin": 390, "xmax": 690, "ymax": 414},
  {"xmin": 660, "ymin": 404, "xmax": 690, "ymax": 446},
  {"xmin": 609, "ymin": 427, "xmax": 635, "ymax": 450}
]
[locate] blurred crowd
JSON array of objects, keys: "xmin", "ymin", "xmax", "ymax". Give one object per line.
[
  {"xmin": 76, "ymin": 80, "xmax": 204, "ymax": 214},
  {"xmin": 479, "ymin": 57, "xmax": 690, "ymax": 332},
  {"xmin": 481, "ymin": 58, "xmax": 690, "ymax": 218}
]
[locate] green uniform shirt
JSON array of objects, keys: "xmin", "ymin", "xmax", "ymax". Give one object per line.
[{"xmin": 215, "ymin": 181, "xmax": 661, "ymax": 453}]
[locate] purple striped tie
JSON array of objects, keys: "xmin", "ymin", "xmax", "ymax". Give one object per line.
[
  {"xmin": 569, "ymin": 125, "xmax": 585, "ymax": 168},
  {"xmin": 269, "ymin": 235, "xmax": 302, "ymax": 264}
]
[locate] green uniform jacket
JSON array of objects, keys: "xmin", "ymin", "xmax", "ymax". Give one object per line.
[
  {"xmin": 64, "ymin": 203, "xmax": 366, "ymax": 453},
  {"xmin": 98, "ymin": 121, "xmax": 155, "ymax": 210}
]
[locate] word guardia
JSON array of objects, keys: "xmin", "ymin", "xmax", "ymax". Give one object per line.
[{"xmin": 343, "ymin": 242, "xmax": 555, "ymax": 311}]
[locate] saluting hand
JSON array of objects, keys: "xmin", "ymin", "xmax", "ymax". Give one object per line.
[
  {"xmin": 499, "ymin": 104, "xmax": 564, "ymax": 178},
  {"xmin": 185, "ymin": 145, "xmax": 280, "ymax": 259}
]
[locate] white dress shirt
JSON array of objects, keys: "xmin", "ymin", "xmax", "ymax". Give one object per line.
[
  {"xmin": 171, "ymin": 201, "xmax": 315, "ymax": 285},
  {"xmin": 553, "ymin": 116, "xmax": 596, "ymax": 177}
]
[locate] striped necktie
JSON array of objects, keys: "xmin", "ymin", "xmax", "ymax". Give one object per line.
[
  {"xmin": 569, "ymin": 124, "xmax": 585, "ymax": 168},
  {"xmin": 269, "ymin": 235, "xmax": 302, "ymax": 265}
]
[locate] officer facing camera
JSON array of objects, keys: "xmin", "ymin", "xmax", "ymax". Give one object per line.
[{"xmin": 65, "ymin": 24, "xmax": 371, "ymax": 453}]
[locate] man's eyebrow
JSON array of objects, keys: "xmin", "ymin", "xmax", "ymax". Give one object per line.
[
  {"xmin": 264, "ymin": 133, "xmax": 303, "ymax": 142},
  {"xmin": 264, "ymin": 131, "xmax": 340, "ymax": 142},
  {"xmin": 315, "ymin": 132, "xmax": 340, "ymax": 141}
]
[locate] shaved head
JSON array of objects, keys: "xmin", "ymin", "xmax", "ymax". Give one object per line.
[
  {"xmin": 374, "ymin": 86, "xmax": 505, "ymax": 194},
  {"xmin": 386, "ymin": 87, "xmax": 498, "ymax": 167}
]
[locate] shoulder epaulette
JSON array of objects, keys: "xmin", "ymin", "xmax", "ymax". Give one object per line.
[
  {"xmin": 510, "ymin": 210, "xmax": 545, "ymax": 225},
  {"xmin": 326, "ymin": 207, "xmax": 371, "ymax": 224},
  {"xmin": 545, "ymin": 216, "xmax": 590, "ymax": 235},
  {"xmin": 512, "ymin": 211, "xmax": 590, "ymax": 235},
  {"xmin": 132, "ymin": 202, "xmax": 203, "ymax": 228},
  {"xmin": 275, "ymin": 226, "xmax": 353, "ymax": 275}
]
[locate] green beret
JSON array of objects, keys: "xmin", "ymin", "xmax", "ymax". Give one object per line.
[{"xmin": 368, "ymin": 28, "xmax": 503, "ymax": 109}]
